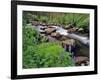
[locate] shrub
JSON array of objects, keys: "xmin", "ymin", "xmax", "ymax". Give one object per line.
[
  {"xmin": 23, "ymin": 42, "xmax": 74, "ymax": 68},
  {"xmin": 39, "ymin": 16, "xmax": 48, "ymax": 23},
  {"xmin": 23, "ymin": 26, "xmax": 39, "ymax": 51},
  {"xmin": 23, "ymin": 27, "xmax": 74, "ymax": 68},
  {"xmin": 23, "ymin": 12, "xmax": 39, "ymax": 26},
  {"xmin": 36, "ymin": 42, "xmax": 74, "ymax": 67}
]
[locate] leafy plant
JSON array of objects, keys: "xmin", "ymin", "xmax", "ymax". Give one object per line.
[
  {"xmin": 23, "ymin": 26, "xmax": 39, "ymax": 51},
  {"xmin": 36, "ymin": 42, "xmax": 74, "ymax": 67},
  {"xmin": 23, "ymin": 42, "xmax": 74, "ymax": 68},
  {"xmin": 39, "ymin": 16, "xmax": 48, "ymax": 23},
  {"xmin": 23, "ymin": 26, "xmax": 74, "ymax": 68},
  {"xmin": 23, "ymin": 12, "xmax": 39, "ymax": 26}
]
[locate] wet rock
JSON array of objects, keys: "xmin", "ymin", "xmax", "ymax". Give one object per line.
[
  {"xmin": 50, "ymin": 32, "xmax": 61, "ymax": 38},
  {"xmin": 44, "ymin": 28, "xmax": 56, "ymax": 34},
  {"xmin": 40, "ymin": 34, "xmax": 46, "ymax": 37},
  {"xmin": 48, "ymin": 26, "xmax": 54, "ymax": 28},
  {"xmin": 62, "ymin": 39, "xmax": 75, "ymax": 49},
  {"xmin": 62, "ymin": 39, "xmax": 75, "ymax": 45},
  {"xmin": 65, "ymin": 24, "xmax": 74, "ymax": 29},
  {"xmin": 47, "ymin": 35, "xmax": 57, "ymax": 42},
  {"xmin": 77, "ymin": 28, "xmax": 84, "ymax": 33},
  {"xmin": 61, "ymin": 39, "xmax": 76, "ymax": 56},
  {"xmin": 40, "ymin": 26, "xmax": 47, "ymax": 30},
  {"xmin": 39, "ymin": 30, "xmax": 46, "ymax": 34},
  {"xmin": 60, "ymin": 36, "xmax": 68, "ymax": 41},
  {"xmin": 41, "ymin": 23, "xmax": 46, "ymax": 26},
  {"xmin": 74, "ymin": 56, "xmax": 89, "ymax": 66},
  {"xmin": 67, "ymin": 27, "xmax": 77, "ymax": 33},
  {"xmin": 32, "ymin": 21, "xmax": 39, "ymax": 26}
]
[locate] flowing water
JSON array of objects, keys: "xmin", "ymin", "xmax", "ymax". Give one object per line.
[{"xmin": 32, "ymin": 25, "xmax": 89, "ymax": 58}]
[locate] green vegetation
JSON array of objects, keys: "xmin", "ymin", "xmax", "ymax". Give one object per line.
[
  {"xmin": 23, "ymin": 26, "xmax": 39, "ymax": 51},
  {"xmin": 22, "ymin": 11, "xmax": 89, "ymax": 68},
  {"xmin": 23, "ymin": 26, "xmax": 74, "ymax": 68},
  {"xmin": 23, "ymin": 11, "xmax": 89, "ymax": 29}
]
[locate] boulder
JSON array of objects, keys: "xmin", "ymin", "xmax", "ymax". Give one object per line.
[
  {"xmin": 77, "ymin": 28, "xmax": 84, "ymax": 33},
  {"xmin": 45, "ymin": 28, "xmax": 56, "ymax": 34},
  {"xmin": 47, "ymin": 36, "xmax": 57, "ymax": 42},
  {"xmin": 40, "ymin": 26, "xmax": 47, "ymax": 30},
  {"xmin": 61, "ymin": 39, "xmax": 76, "ymax": 53},
  {"xmin": 51, "ymin": 32, "xmax": 61, "ymax": 38},
  {"xmin": 39, "ymin": 30, "xmax": 46, "ymax": 34},
  {"xmin": 62, "ymin": 39, "xmax": 75, "ymax": 45},
  {"xmin": 60, "ymin": 36, "xmax": 69, "ymax": 41},
  {"xmin": 74, "ymin": 56, "xmax": 89, "ymax": 66},
  {"xmin": 48, "ymin": 26, "xmax": 54, "ymax": 28},
  {"xmin": 65, "ymin": 24, "xmax": 74, "ymax": 29},
  {"xmin": 67, "ymin": 27, "xmax": 77, "ymax": 33},
  {"xmin": 32, "ymin": 21, "xmax": 39, "ymax": 26}
]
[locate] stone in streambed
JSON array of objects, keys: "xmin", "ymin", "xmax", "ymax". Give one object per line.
[
  {"xmin": 74, "ymin": 56, "xmax": 89, "ymax": 66},
  {"xmin": 50, "ymin": 32, "xmax": 61, "ymax": 38},
  {"xmin": 45, "ymin": 28, "xmax": 56, "ymax": 35}
]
